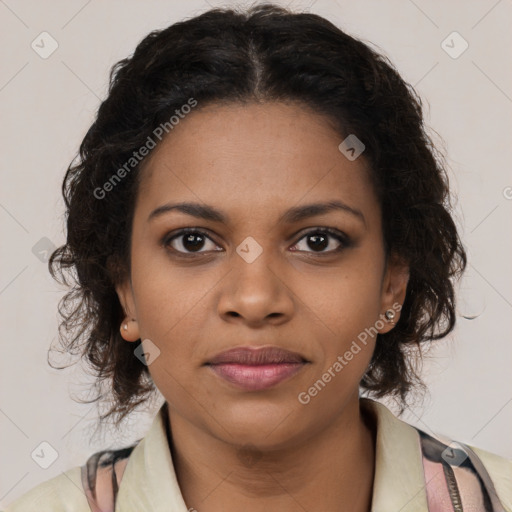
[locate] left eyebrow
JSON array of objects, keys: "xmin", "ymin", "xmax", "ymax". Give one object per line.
[
  {"xmin": 147, "ymin": 200, "xmax": 366, "ymax": 226},
  {"xmin": 279, "ymin": 200, "xmax": 366, "ymax": 226}
]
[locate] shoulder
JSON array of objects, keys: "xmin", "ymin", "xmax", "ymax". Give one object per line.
[
  {"xmin": 417, "ymin": 428, "xmax": 512, "ymax": 511},
  {"xmin": 361, "ymin": 398, "xmax": 512, "ymax": 510},
  {"xmin": 470, "ymin": 443, "xmax": 512, "ymax": 511},
  {"xmin": 3, "ymin": 445, "xmax": 138, "ymax": 512},
  {"xmin": 3, "ymin": 466, "xmax": 89, "ymax": 512}
]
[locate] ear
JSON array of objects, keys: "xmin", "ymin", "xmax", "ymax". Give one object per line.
[
  {"xmin": 115, "ymin": 279, "xmax": 140, "ymax": 342},
  {"xmin": 378, "ymin": 252, "xmax": 409, "ymax": 334}
]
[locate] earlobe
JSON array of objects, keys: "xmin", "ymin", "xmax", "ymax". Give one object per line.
[
  {"xmin": 119, "ymin": 318, "xmax": 140, "ymax": 342},
  {"xmin": 115, "ymin": 280, "xmax": 140, "ymax": 342}
]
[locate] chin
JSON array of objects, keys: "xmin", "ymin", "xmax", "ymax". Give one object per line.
[{"xmin": 207, "ymin": 404, "xmax": 308, "ymax": 449}]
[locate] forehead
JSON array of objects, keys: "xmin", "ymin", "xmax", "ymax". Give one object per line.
[{"xmin": 135, "ymin": 101, "xmax": 377, "ymax": 224}]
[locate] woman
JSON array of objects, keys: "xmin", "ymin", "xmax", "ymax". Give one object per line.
[{"xmin": 5, "ymin": 3, "xmax": 511, "ymax": 511}]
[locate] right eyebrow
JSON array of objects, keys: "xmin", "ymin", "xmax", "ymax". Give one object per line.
[
  {"xmin": 148, "ymin": 202, "xmax": 226, "ymax": 223},
  {"xmin": 147, "ymin": 199, "xmax": 366, "ymax": 227}
]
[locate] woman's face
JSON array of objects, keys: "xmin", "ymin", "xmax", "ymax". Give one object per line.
[{"xmin": 116, "ymin": 101, "xmax": 408, "ymax": 449}]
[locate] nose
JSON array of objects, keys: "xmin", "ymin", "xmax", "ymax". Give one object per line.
[{"xmin": 217, "ymin": 248, "xmax": 295, "ymax": 328}]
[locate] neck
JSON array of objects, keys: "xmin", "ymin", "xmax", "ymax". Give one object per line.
[{"xmin": 166, "ymin": 397, "xmax": 376, "ymax": 512}]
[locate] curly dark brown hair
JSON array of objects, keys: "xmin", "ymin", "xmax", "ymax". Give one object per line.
[{"xmin": 48, "ymin": 3, "xmax": 467, "ymax": 428}]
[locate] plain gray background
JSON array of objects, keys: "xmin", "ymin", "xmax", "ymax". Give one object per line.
[{"xmin": 1, "ymin": 0, "xmax": 511, "ymax": 506}]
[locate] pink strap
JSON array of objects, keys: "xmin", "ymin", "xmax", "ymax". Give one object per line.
[{"xmin": 423, "ymin": 457, "xmax": 456, "ymax": 511}]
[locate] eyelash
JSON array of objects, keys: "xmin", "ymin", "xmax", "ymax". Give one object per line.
[{"xmin": 161, "ymin": 227, "xmax": 351, "ymax": 257}]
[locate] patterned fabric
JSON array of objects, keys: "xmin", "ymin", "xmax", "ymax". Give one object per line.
[
  {"xmin": 79, "ymin": 405, "xmax": 509, "ymax": 512},
  {"xmin": 419, "ymin": 430, "xmax": 507, "ymax": 511},
  {"xmin": 81, "ymin": 446, "xmax": 137, "ymax": 512},
  {"xmin": 5, "ymin": 399, "xmax": 510, "ymax": 511}
]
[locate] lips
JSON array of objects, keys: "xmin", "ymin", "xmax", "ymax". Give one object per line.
[
  {"xmin": 206, "ymin": 346, "xmax": 308, "ymax": 365},
  {"xmin": 205, "ymin": 346, "xmax": 309, "ymax": 391}
]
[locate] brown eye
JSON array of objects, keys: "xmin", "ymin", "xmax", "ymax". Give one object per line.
[
  {"xmin": 291, "ymin": 229, "xmax": 350, "ymax": 254},
  {"xmin": 163, "ymin": 229, "xmax": 222, "ymax": 254}
]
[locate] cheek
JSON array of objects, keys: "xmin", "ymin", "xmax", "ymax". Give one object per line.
[
  {"xmin": 130, "ymin": 245, "xmax": 209, "ymax": 340},
  {"xmin": 129, "ymin": 254, "xmax": 220, "ymax": 385},
  {"xmin": 299, "ymin": 258, "xmax": 384, "ymax": 332},
  {"xmin": 134, "ymin": 294, "xmax": 207, "ymax": 411},
  {"xmin": 296, "ymin": 258, "xmax": 384, "ymax": 370},
  {"xmin": 295, "ymin": 278, "xmax": 380, "ymax": 410}
]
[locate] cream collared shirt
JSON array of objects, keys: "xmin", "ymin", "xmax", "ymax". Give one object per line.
[{"xmin": 4, "ymin": 398, "xmax": 512, "ymax": 511}]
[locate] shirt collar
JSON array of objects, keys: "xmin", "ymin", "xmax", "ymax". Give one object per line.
[
  {"xmin": 115, "ymin": 402, "xmax": 188, "ymax": 512},
  {"xmin": 116, "ymin": 398, "xmax": 428, "ymax": 512},
  {"xmin": 361, "ymin": 398, "xmax": 428, "ymax": 511}
]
